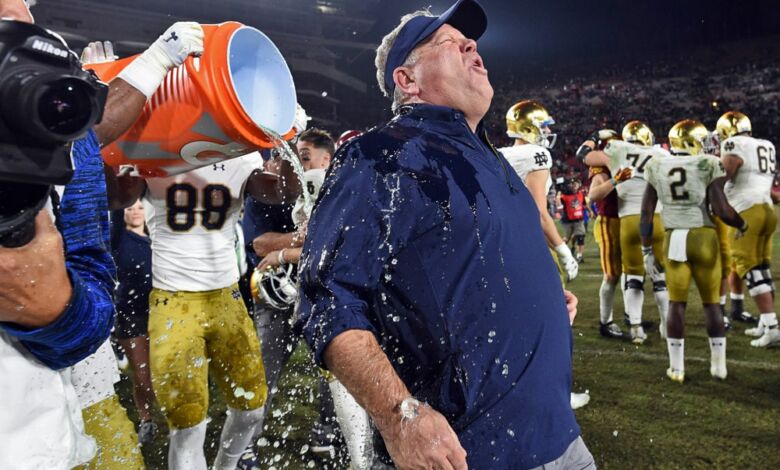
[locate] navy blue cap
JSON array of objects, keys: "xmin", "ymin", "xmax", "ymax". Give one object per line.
[{"xmin": 384, "ymin": 0, "xmax": 487, "ymax": 94}]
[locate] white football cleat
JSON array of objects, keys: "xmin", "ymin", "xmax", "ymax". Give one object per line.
[
  {"xmin": 666, "ymin": 368, "xmax": 685, "ymax": 383},
  {"xmin": 745, "ymin": 319, "xmax": 766, "ymax": 338},
  {"xmin": 750, "ymin": 327, "xmax": 780, "ymax": 348},
  {"xmin": 570, "ymin": 392, "xmax": 590, "ymax": 410},
  {"xmin": 630, "ymin": 325, "xmax": 647, "ymax": 344}
]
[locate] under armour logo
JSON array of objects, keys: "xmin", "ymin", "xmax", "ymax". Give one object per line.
[
  {"xmin": 213, "ymin": 164, "xmax": 226, "ymax": 171},
  {"xmin": 155, "ymin": 298, "xmax": 169, "ymax": 306},
  {"xmin": 231, "ymin": 289, "xmax": 241, "ymax": 300},
  {"xmin": 163, "ymin": 32, "xmax": 179, "ymax": 43},
  {"xmin": 724, "ymin": 141, "xmax": 735, "ymax": 152},
  {"xmin": 533, "ymin": 152, "xmax": 548, "ymax": 166}
]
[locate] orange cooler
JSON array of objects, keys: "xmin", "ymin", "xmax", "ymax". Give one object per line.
[{"xmin": 88, "ymin": 22, "xmax": 297, "ymax": 177}]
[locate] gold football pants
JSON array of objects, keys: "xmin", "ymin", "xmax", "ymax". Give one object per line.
[
  {"xmin": 620, "ymin": 214, "xmax": 665, "ymax": 275},
  {"xmin": 594, "ymin": 215, "xmax": 621, "ymax": 278},
  {"xmin": 149, "ymin": 284, "xmax": 267, "ymax": 429},
  {"xmin": 664, "ymin": 227, "xmax": 721, "ymax": 304},
  {"xmin": 76, "ymin": 394, "xmax": 145, "ymax": 470},
  {"xmin": 731, "ymin": 203, "xmax": 777, "ymax": 278}
]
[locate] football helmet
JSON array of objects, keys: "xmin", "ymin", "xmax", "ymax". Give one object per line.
[
  {"xmin": 336, "ymin": 130, "xmax": 363, "ymax": 149},
  {"xmin": 250, "ymin": 264, "xmax": 299, "ymax": 310},
  {"xmin": 622, "ymin": 121, "xmax": 655, "ymax": 147},
  {"xmin": 715, "ymin": 111, "xmax": 751, "ymax": 141},
  {"xmin": 668, "ymin": 119, "xmax": 714, "ymax": 155},
  {"xmin": 506, "ymin": 100, "xmax": 557, "ymax": 148}
]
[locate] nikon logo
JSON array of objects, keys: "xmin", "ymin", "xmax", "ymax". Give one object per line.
[{"xmin": 31, "ymin": 39, "xmax": 68, "ymax": 58}]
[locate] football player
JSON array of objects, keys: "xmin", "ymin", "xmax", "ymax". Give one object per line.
[
  {"xmin": 716, "ymin": 111, "xmax": 780, "ymax": 347},
  {"xmin": 113, "ymin": 147, "xmax": 300, "ymax": 469},
  {"xmin": 640, "ymin": 120, "xmax": 746, "ymax": 382},
  {"xmin": 501, "ymin": 101, "xmax": 589, "ymax": 410},
  {"xmin": 500, "ymin": 100, "xmax": 578, "ymax": 282},
  {"xmin": 580, "ymin": 121, "xmax": 670, "ymax": 344},
  {"xmin": 580, "ymin": 130, "xmax": 632, "ymax": 339}
]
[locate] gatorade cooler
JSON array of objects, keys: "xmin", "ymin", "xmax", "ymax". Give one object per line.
[{"xmin": 87, "ymin": 22, "xmax": 296, "ymax": 177}]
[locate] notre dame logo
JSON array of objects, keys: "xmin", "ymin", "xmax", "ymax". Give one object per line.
[
  {"xmin": 213, "ymin": 163, "xmax": 226, "ymax": 171},
  {"xmin": 724, "ymin": 141, "xmax": 735, "ymax": 152},
  {"xmin": 533, "ymin": 152, "xmax": 548, "ymax": 166}
]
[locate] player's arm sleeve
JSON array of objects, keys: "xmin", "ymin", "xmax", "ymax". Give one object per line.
[
  {"xmin": 1, "ymin": 131, "xmax": 116, "ymax": 369},
  {"xmin": 296, "ymin": 147, "xmax": 397, "ymax": 368},
  {"xmin": 532, "ymin": 148, "xmax": 553, "ymax": 172}
]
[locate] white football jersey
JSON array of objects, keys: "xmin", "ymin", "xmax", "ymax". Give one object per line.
[
  {"xmin": 644, "ymin": 154, "xmax": 725, "ymax": 229},
  {"xmin": 499, "ymin": 144, "xmax": 553, "ymax": 194},
  {"xmin": 144, "ymin": 152, "xmax": 263, "ymax": 291},
  {"xmin": 70, "ymin": 340, "xmax": 120, "ymax": 409},
  {"xmin": 721, "ymin": 135, "xmax": 776, "ymax": 213},
  {"xmin": 292, "ymin": 168, "xmax": 326, "ymax": 227},
  {"xmin": 603, "ymin": 140, "xmax": 669, "ymax": 217}
]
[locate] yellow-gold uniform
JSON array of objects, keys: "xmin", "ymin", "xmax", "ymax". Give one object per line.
[
  {"xmin": 731, "ymin": 203, "xmax": 777, "ymax": 277},
  {"xmin": 644, "ymin": 153, "xmax": 726, "ymax": 303},
  {"xmin": 143, "ymin": 153, "xmax": 268, "ymax": 465},
  {"xmin": 76, "ymin": 395, "xmax": 145, "ymax": 470},
  {"xmin": 713, "ymin": 215, "xmax": 733, "ymax": 279},
  {"xmin": 620, "ymin": 214, "xmax": 666, "ymax": 275},
  {"xmin": 149, "ymin": 285, "xmax": 266, "ymax": 428},
  {"xmin": 721, "ymin": 135, "xmax": 777, "ymax": 280},
  {"xmin": 663, "ymin": 227, "xmax": 721, "ymax": 303}
]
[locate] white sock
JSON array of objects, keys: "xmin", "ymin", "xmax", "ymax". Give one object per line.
[
  {"xmin": 169, "ymin": 421, "xmax": 208, "ymax": 470},
  {"xmin": 666, "ymin": 338, "xmax": 684, "ymax": 372},
  {"xmin": 329, "ymin": 380, "xmax": 373, "ymax": 469},
  {"xmin": 730, "ymin": 293, "xmax": 744, "ymax": 300},
  {"xmin": 653, "ymin": 289, "xmax": 669, "ymax": 327},
  {"xmin": 599, "ymin": 280, "xmax": 617, "ymax": 324},
  {"xmin": 719, "ymin": 295, "xmax": 726, "ymax": 306},
  {"xmin": 709, "ymin": 337, "xmax": 727, "ymax": 374},
  {"xmin": 213, "ymin": 407, "xmax": 265, "ymax": 470},
  {"xmin": 624, "ymin": 275, "xmax": 645, "ymax": 325},
  {"xmin": 759, "ymin": 312, "xmax": 778, "ymax": 328}
]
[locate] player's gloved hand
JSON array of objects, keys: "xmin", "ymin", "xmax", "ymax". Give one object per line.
[
  {"xmin": 642, "ymin": 245, "xmax": 659, "ymax": 277},
  {"xmin": 118, "ymin": 22, "xmax": 204, "ymax": 97},
  {"xmin": 292, "ymin": 103, "xmax": 310, "ymax": 136},
  {"xmin": 735, "ymin": 221, "xmax": 749, "ymax": 239},
  {"xmin": 613, "ymin": 167, "xmax": 633, "ymax": 183},
  {"xmin": 555, "ymin": 243, "xmax": 579, "ymax": 282},
  {"xmin": 80, "ymin": 41, "xmax": 117, "ymax": 65}
]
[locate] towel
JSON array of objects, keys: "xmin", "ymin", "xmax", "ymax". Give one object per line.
[{"xmin": 668, "ymin": 229, "xmax": 689, "ymax": 262}]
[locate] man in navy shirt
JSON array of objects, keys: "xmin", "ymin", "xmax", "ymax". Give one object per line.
[{"xmin": 297, "ymin": 1, "xmax": 593, "ymax": 469}]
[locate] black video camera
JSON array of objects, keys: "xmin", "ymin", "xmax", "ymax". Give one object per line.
[{"xmin": 0, "ymin": 20, "xmax": 108, "ymax": 247}]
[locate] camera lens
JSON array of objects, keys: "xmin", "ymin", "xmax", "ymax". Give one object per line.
[{"xmin": 37, "ymin": 78, "xmax": 93, "ymax": 137}]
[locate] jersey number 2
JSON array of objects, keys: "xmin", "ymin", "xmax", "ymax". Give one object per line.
[
  {"xmin": 668, "ymin": 168, "xmax": 689, "ymax": 201},
  {"xmin": 166, "ymin": 183, "xmax": 231, "ymax": 231}
]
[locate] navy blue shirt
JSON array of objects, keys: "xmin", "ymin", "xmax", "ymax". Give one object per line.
[
  {"xmin": 241, "ymin": 195, "xmax": 294, "ymax": 269},
  {"xmin": 110, "ymin": 212, "xmax": 152, "ymax": 320},
  {"xmin": 297, "ymin": 104, "xmax": 580, "ymax": 469}
]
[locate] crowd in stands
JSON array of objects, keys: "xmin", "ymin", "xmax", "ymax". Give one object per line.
[{"xmin": 484, "ymin": 60, "xmax": 780, "ymax": 186}]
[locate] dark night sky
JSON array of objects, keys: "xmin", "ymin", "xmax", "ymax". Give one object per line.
[{"xmin": 360, "ymin": 0, "xmax": 780, "ymax": 81}]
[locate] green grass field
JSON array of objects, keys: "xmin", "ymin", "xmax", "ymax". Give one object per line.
[{"xmin": 119, "ymin": 218, "xmax": 780, "ymax": 469}]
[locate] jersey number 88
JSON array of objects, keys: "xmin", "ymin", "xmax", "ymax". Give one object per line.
[{"xmin": 166, "ymin": 183, "xmax": 231, "ymax": 231}]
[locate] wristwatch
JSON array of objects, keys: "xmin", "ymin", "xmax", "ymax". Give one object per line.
[{"xmin": 399, "ymin": 397, "xmax": 422, "ymax": 421}]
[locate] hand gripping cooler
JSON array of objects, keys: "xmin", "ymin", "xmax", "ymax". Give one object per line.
[{"xmin": 87, "ymin": 22, "xmax": 296, "ymax": 177}]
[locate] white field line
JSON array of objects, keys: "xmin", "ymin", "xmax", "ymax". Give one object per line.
[{"xmin": 575, "ymin": 347, "xmax": 780, "ymax": 371}]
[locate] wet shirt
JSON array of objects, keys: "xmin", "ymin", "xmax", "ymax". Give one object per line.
[
  {"xmin": 111, "ymin": 213, "xmax": 152, "ymax": 319},
  {"xmin": 298, "ymin": 104, "xmax": 580, "ymax": 469},
  {"xmin": 242, "ymin": 196, "xmax": 294, "ymax": 269}
]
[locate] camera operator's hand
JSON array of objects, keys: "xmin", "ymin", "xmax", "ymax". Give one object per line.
[
  {"xmin": 0, "ymin": 0, "xmax": 33, "ymax": 23},
  {"xmin": 118, "ymin": 21, "xmax": 204, "ymax": 98},
  {"xmin": 0, "ymin": 210, "xmax": 71, "ymax": 327},
  {"xmin": 80, "ymin": 40, "xmax": 117, "ymax": 64}
]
